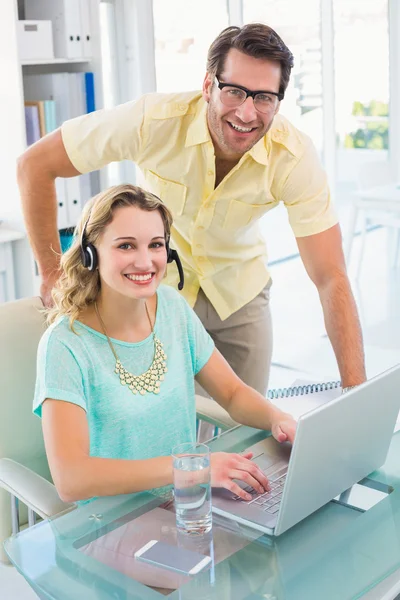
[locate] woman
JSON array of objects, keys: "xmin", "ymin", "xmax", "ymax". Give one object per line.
[{"xmin": 34, "ymin": 184, "xmax": 296, "ymax": 504}]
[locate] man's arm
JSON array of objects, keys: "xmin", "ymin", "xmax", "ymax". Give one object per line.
[
  {"xmin": 17, "ymin": 129, "xmax": 81, "ymax": 305},
  {"xmin": 296, "ymin": 223, "xmax": 366, "ymax": 387}
]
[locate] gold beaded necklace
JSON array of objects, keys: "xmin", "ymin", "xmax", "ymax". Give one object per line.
[{"xmin": 94, "ymin": 300, "xmax": 167, "ymax": 396}]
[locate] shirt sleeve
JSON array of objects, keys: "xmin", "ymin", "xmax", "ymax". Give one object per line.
[
  {"xmin": 180, "ymin": 297, "xmax": 215, "ymax": 375},
  {"xmin": 280, "ymin": 140, "xmax": 338, "ymax": 238},
  {"xmin": 61, "ymin": 95, "xmax": 147, "ymax": 174},
  {"xmin": 33, "ymin": 330, "xmax": 87, "ymax": 418}
]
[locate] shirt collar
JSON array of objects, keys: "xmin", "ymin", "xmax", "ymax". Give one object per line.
[
  {"xmin": 185, "ymin": 99, "xmax": 211, "ymax": 147},
  {"xmin": 248, "ymin": 137, "xmax": 269, "ymax": 166}
]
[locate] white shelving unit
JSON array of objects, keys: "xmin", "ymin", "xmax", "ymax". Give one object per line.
[
  {"xmin": 21, "ymin": 58, "xmax": 91, "ymax": 66},
  {"xmin": 0, "ymin": 0, "xmax": 104, "ymax": 299}
]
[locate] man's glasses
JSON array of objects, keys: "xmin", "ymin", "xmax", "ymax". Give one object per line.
[{"xmin": 215, "ymin": 78, "xmax": 283, "ymax": 114}]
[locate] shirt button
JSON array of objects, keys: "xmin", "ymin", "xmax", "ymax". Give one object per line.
[
  {"xmin": 196, "ymin": 244, "xmax": 203, "ymax": 249},
  {"xmin": 178, "ymin": 104, "xmax": 186, "ymax": 111},
  {"xmin": 197, "ymin": 225, "xmax": 205, "ymax": 230},
  {"xmin": 207, "ymin": 170, "xmax": 213, "ymax": 177},
  {"xmin": 198, "ymin": 256, "xmax": 205, "ymax": 262}
]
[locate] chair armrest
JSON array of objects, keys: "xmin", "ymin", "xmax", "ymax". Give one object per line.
[
  {"xmin": 0, "ymin": 458, "xmax": 74, "ymax": 519},
  {"xmin": 195, "ymin": 394, "xmax": 238, "ymax": 429}
]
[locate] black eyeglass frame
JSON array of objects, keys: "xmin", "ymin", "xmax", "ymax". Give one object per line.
[{"xmin": 216, "ymin": 78, "xmax": 284, "ymax": 105}]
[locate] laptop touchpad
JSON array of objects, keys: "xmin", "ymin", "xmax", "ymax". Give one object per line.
[
  {"xmin": 251, "ymin": 454, "xmax": 279, "ymax": 470},
  {"xmin": 247, "ymin": 438, "xmax": 292, "ymax": 471}
]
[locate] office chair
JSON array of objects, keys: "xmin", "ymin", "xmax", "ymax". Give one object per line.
[{"xmin": 0, "ymin": 297, "xmax": 73, "ymax": 563}]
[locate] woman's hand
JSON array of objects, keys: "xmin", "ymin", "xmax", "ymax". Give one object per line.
[
  {"xmin": 210, "ymin": 451, "xmax": 270, "ymax": 501},
  {"xmin": 270, "ymin": 411, "xmax": 297, "ymax": 444}
]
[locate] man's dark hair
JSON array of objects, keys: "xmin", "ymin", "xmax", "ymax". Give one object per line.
[{"xmin": 207, "ymin": 24, "xmax": 294, "ymax": 98}]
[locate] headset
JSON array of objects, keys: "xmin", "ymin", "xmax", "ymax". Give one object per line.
[{"xmin": 80, "ymin": 217, "xmax": 185, "ymax": 290}]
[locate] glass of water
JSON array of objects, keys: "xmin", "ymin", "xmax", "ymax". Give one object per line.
[{"xmin": 172, "ymin": 442, "xmax": 212, "ymax": 535}]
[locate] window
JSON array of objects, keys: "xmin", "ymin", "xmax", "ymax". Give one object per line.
[
  {"xmin": 334, "ymin": 0, "xmax": 389, "ymax": 153},
  {"xmin": 243, "ymin": 0, "xmax": 323, "ymax": 155},
  {"xmin": 153, "ymin": 0, "xmax": 228, "ymax": 93}
]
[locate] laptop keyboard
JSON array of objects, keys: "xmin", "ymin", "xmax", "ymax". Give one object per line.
[{"xmin": 232, "ymin": 471, "xmax": 287, "ymax": 515}]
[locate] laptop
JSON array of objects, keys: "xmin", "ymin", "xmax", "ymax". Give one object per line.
[{"xmin": 212, "ymin": 364, "xmax": 400, "ymax": 536}]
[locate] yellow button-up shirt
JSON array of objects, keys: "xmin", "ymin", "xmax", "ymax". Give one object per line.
[{"xmin": 62, "ymin": 91, "xmax": 338, "ymax": 320}]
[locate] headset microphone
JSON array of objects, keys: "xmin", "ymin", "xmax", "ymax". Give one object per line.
[{"xmin": 167, "ymin": 247, "xmax": 185, "ymax": 291}]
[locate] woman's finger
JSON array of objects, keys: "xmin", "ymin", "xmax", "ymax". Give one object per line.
[
  {"xmin": 236, "ymin": 456, "xmax": 270, "ymax": 490},
  {"xmin": 229, "ymin": 469, "xmax": 266, "ymax": 495},
  {"xmin": 224, "ymin": 479, "xmax": 253, "ymax": 501},
  {"xmin": 240, "ymin": 451, "xmax": 253, "ymax": 459}
]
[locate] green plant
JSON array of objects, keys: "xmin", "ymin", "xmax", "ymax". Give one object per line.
[
  {"xmin": 351, "ymin": 100, "xmax": 388, "ymax": 117},
  {"xmin": 345, "ymin": 100, "xmax": 389, "ymax": 149}
]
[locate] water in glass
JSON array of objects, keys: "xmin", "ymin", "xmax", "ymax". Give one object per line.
[{"xmin": 173, "ymin": 444, "xmax": 212, "ymax": 534}]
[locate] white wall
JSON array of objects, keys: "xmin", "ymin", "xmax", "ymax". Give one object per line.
[
  {"xmin": 0, "ymin": 1, "xmax": 34, "ymax": 298},
  {"xmin": 0, "ymin": 0, "xmax": 26, "ymax": 228}
]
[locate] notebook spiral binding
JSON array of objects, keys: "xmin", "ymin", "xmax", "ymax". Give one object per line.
[{"xmin": 267, "ymin": 380, "xmax": 341, "ymax": 400}]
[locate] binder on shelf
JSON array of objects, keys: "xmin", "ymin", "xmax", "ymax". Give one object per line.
[
  {"xmin": 59, "ymin": 72, "xmax": 96, "ymax": 117},
  {"xmin": 43, "ymin": 100, "xmax": 57, "ymax": 132},
  {"xmin": 85, "ymin": 72, "xmax": 95, "ymax": 113},
  {"xmin": 65, "ymin": 176, "xmax": 82, "ymax": 225},
  {"xmin": 25, "ymin": 101, "xmax": 46, "ymax": 137},
  {"xmin": 24, "ymin": 104, "xmax": 41, "ymax": 145},
  {"xmin": 69, "ymin": 72, "xmax": 87, "ymax": 118},
  {"xmin": 90, "ymin": 171, "xmax": 101, "ymax": 198},
  {"xmin": 79, "ymin": 173, "xmax": 92, "ymax": 206},
  {"xmin": 67, "ymin": 73, "xmax": 79, "ymax": 119},
  {"xmin": 25, "ymin": 0, "xmax": 85, "ymax": 60},
  {"xmin": 80, "ymin": 0, "xmax": 92, "ymax": 58},
  {"xmin": 55, "ymin": 178, "xmax": 69, "ymax": 230}
]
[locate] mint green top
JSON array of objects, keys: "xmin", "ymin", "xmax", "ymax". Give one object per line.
[{"xmin": 33, "ymin": 285, "xmax": 214, "ymax": 475}]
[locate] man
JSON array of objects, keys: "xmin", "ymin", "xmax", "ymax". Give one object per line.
[{"xmin": 17, "ymin": 23, "xmax": 366, "ymax": 395}]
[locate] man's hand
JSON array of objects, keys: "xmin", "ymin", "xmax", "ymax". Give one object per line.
[
  {"xmin": 40, "ymin": 282, "xmax": 54, "ymax": 308},
  {"xmin": 40, "ymin": 271, "xmax": 60, "ymax": 308},
  {"xmin": 210, "ymin": 451, "xmax": 270, "ymax": 501},
  {"xmin": 270, "ymin": 412, "xmax": 297, "ymax": 444}
]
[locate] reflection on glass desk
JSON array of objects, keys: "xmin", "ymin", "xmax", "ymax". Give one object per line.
[{"xmin": 5, "ymin": 425, "xmax": 400, "ymax": 600}]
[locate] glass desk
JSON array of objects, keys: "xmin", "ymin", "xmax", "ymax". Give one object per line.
[{"xmin": 5, "ymin": 426, "xmax": 400, "ymax": 600}]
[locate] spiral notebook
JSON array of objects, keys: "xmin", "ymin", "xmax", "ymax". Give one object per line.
[
  {"xmin": 268, "ymin": 378, "xmax": 400, "ymax": 431},
  {"xmin": 268, "ymin": 379, "xmax": 342, "ymax": 420}
]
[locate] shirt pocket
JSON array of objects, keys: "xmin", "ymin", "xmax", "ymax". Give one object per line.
[
  {"xmin": 144, "ymin": 170, "xmax": 188, "ymax": 216},
  {"xmin": 223, "ymin": 198, "xmax": 274, "ymax": 230}
]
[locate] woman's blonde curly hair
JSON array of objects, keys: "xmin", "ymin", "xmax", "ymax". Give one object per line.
[{"xmin": 47, "ymin": 184, "xmax": 173, "ymax": 328}]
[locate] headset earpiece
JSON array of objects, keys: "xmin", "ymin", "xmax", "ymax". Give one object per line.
[
  {"xmin": 80, "ymin": 218, "xmax": 98, "ymax": 271},
  {"xmin": 82, "ymin": 243, "xmax": 98, "ymax": 271}
]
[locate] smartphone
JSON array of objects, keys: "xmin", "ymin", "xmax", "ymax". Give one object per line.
[
  {"xmin": 333, "ymin": 479, "xmax": 392, "ymax": 512},
  {"xmin": 134, "ymin": 540, "xmax": 212, "ymax": 575}
]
